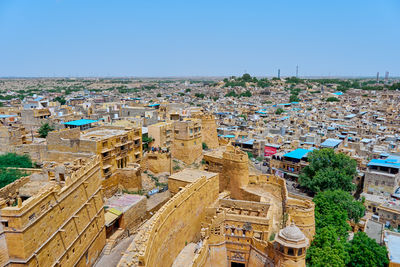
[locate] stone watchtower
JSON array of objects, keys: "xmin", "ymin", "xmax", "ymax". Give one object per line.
[
  {"xmin": 274, "ymin": 223, "xmax": 309, "ymax": 267},
  {"xmin": 222, "ymin": 145, "xmax": 249, "ymax": 199}
]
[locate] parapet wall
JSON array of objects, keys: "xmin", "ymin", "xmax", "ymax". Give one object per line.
[
  {"xmin": 286, "ymin": 194, "xmax": 315, "ymax": 241},
  {"xmin": 118, "ymin": 174, "xmax": 219, "ymax": 267},
  {"xmin": 0, "ymin": 176, "xmax": 30, "ymax": 201},
  {"xmin": 102, "ymin": 165, "xmax": 142, "ymax": 198},
  {"xmin": 46, "ymin": 128, "xmax": 97, "ymax": 156},
  {"xmin": 142, "ymin": 152, "xmax": 171, "ymax": 174}
]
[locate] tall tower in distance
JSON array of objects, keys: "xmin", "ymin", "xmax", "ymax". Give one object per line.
[
  {"xmin": 385, "ymin": 71, "xmax": 389, "ymax": 84},
  {"xmin": 376, "ymin": 72, "xmax": 380, "ymax": 83},
  {"xmin": 296, "ymin": 65, "xmax": 299, "ymax": 78},
  {"xmin": 278, "ymin": 69, "xmax": 280, "ymax": 79}
]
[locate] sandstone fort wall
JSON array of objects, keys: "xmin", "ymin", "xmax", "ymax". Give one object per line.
[{"xmin": 118, "ymin": 174, "xmax": 219, "ymax": 267}]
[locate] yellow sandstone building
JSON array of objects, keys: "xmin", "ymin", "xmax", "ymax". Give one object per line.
[
  {"xmin": 0, "ymin": 156, "xmax": 106, "ymax": 267},
  {"xmin": 46, "ymin": 126, "xmax": 142, "ymax": 179},
  {"xmin": 193, "ymin": 113, "xmax": 219, "ymax": 149},
  {"xmin": 172, "ymin": 119, "xmax": 202, "ymax": 165},
  {"xmin": 147, "ymin": 122, "xmax": 173, "ymax": 150}
]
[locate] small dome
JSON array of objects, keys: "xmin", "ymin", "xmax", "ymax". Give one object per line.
[{"xmin": 280, "ymin": 223, "xmax": 305, "ymax": 241}]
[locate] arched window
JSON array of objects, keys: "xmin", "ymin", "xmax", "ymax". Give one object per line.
[{"xmin": 297, "ymin": 248, "xmax": 303, "ymax": 256}]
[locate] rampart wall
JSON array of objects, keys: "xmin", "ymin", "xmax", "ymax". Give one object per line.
[
  {"xmin": 118, "ymin": 174, "xmax": 219, "ymax": 267},
  {"xmin": 286, "ymin": 194, "xmax": 315, "ymax": 240},
  {"xmin": 0, "ymin": 177, "xmax": 30, "ymax": 201}
]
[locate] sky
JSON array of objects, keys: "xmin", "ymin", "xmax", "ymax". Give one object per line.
[{"xmin": 0, "ymin": 0, "xmax": 399, "ymax": 77}]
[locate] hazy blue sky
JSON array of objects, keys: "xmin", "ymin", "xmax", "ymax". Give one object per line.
[{"xmin": 0, "ymin": 0, "xmax": 399, "ymax": 77}]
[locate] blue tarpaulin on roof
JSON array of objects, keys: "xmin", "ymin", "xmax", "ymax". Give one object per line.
[
  {"xmin": 0, "ymin": 114, "xmax": 17, "ymax": 118},
  {"xmin": 148, "ymin": 103, "xmax": 160, "ymax": 107},
  {"xmin": 63, "ymin": 119, "xmax": 98, "ymax": 126},
  {"xmin": 368, "ymin": 159, "xmax": 400, "ymax": 169},
  {"xmin": 242, "ymin": 139, "xmax": 255, "ymax": 145},
  {"xmin": 320, "ymin": 138, "xmax": 342, "ymax": 148},
  {"xmin": 283, "ymin": 148, "xmax": 312, "ymax": 160}
]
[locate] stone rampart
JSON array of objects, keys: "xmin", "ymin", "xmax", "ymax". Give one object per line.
[{"xmin": 118, "ymin": 174, "xmax": 219, "ymax": 267}]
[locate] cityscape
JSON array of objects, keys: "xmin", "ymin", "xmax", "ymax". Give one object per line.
[{"xmin": 0, "ymin": 1, "xmax": 400, "ymax": 267}]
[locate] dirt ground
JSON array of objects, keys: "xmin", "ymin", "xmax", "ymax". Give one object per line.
[{"xmin": 94, "ymin": 235, "xmax": 135, "ymax": 267}]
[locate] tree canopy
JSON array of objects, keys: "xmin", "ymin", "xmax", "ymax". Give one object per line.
[
  {"xmin": 326, "ymin": 96, "xmax": 340, "ymax": 102},
  {"xmin": 306, "ymin": 226, "xmax": 349, "ymax": 267},
  {"xmin": 0, "ymin": 153, "xmax": 33, "ymax": 188},
  {"xmin": 299, "ymin": 148, "xmax": 357, "ymax": 194},
  {"xmin": 0, "ymin": 169, "xmax": 26, "ymax": 188},
  {"xmin": 313, "ymin": 189, "xmax": 365, "ymax": 224},
  {"xmin": 275, "ymin": 108, "xmax": 285, "ymax": 115},
  {"xmin": 307, "ymin": 189, "xmax": 388, "ymax": 266},
  {"xmin": 0, "ymin": 153, "xmax": 33, "ymax": 168},
  {"xmin": 54, "ymin": 96, "xmax": 66, "ymax": 105},
  {"xmin": 38, "ymin": 123, "xmax": 55, "ymax": 138},
  {"xmin": 347, "ymin": 232, "xmax": 389, "ymax": 267}
]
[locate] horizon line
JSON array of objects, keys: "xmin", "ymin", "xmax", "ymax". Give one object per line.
[{"xmin": 1, "ymin": 75, "xmax": 399, "ymax": 80}]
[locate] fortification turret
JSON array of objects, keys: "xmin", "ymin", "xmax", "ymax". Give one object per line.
[{"xmin": 222, "ymin": 145, "xmax": 249, "ymax": 199}]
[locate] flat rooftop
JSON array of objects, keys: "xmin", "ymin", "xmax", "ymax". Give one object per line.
[
  {"xmin": 385, "ymin": 231, "xmax": 400, "ymax": 264},
  {"xmin": 81, "ymin": 129, "xmax": 128, "ymax": 140},
  {"xmin": 365, "ymin": 219, "xmax": 384, "ymax": 244},
  {"xmin": 19, "ymin": 180, "xmax": 51, "ymax": 198},
  {"xmin": 204, "ymin": 146, "xmax": 226, "ymax": 159},
  {"xmin": 169, "ymin": 169, "xmax": 217, "ymax": 183},
  {"xmin": 105, "ymin": 194, "xmax": 145, "ymax": 213}
]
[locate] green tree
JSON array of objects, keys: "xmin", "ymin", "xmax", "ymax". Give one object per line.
[
  {"xmin": 185, "ymin": 88, "xmax": 191, "ymax": 92},
  {"xmin": 241, "ymin": 73, "xmax": 252, "ymax": 82},
  {"xmin": 0, "ymin": 153, "xmax": 33, "ymax": 168},
  {"xmin": 275, "ymin": 108, "xmax": 285, "ymax": 115},
  {"xmin": 157, "ymin": 93, "xmax": 161, "ymax": 97},
  {"xmin": 0, "ymin": 153, "xmax": 32, "ymax": 188},
  {"xmin": 202, "ymin": 142, "xmax": 208, "ymax": 150},
  {"xmin": 0, "ymin": 168, "xmax": 27, "ymax": 188},
  {"xmin": 247, "ymin": 152, "xmax": 254, "ymax": 159},
  {"xmin": 195, "ymin": 93, "xmax": 205, "ymax": 99},
  {"xmin": 347, "ymin": 232, "xmax": 389, "ymax": 267},
  {"xmin": 299, "ymin": 149, "xmax": 356, "ymax": 194},
  {"xmin": 257, "ymin": 79, "xmax": 271, "ymax": 88},
  {"xmin": 286, "ymin": 76, "xmax": 303, "ymax": 84},
  {"xmin": 314, "ymin": 190, "xmax": 365, "ymax": 224},
  {"xmin": 289, "ymin": 94, "xmax": 300, "ymax": 102},
  {"xmin": 38, "ymin": 123, "xmax": 55, "ymax": 138},
  {"xmin": 326, "ymin": 97, "xmax": 340, "ymax": 102},
  {"xmin": 307, "ymin": 226, "xmax": 350, "ymax": 266},
  {"xmin": 54, "ymin": 96, "xmax": 66, "ymax": 105},
  {"xmin": 225, "ymin": 90, "xmax": 238, "ymax": 97},
  {"xmin": 240, "ymin": 90, "xmax": 252, "ymax": 97}
]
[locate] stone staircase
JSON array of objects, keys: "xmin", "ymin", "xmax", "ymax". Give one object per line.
[{"xmin": 104, "ymin": 228, "xmax": 125, "ymax": 255}]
